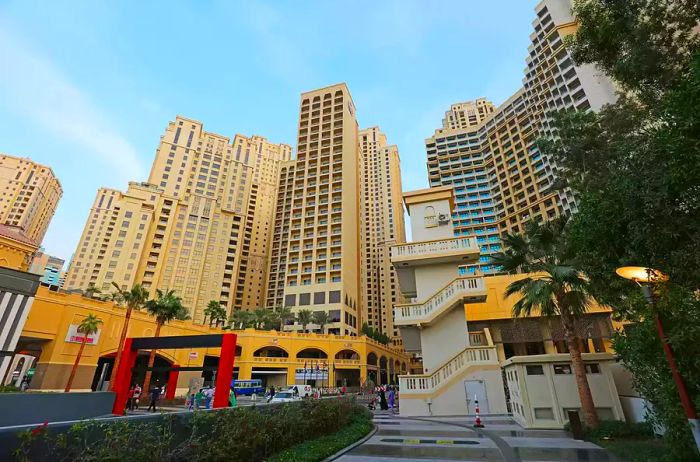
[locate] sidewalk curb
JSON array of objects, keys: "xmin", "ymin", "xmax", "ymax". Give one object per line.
[{"xmin": 321, "ymin": 423, "xmax": 378, "ymax": 462}]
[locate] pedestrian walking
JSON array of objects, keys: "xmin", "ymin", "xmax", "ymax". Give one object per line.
[
  {"xmin": 187, "ymin": 391, "xmax": 196, "ymax": 410},
  {"xmin": 204, "ymin": 386, "xmax": 213, "ymax": 409},
  {"xmin": 388, "ymin": 387, "xmax": 395, "ymax": 410},
  {"xmin": 229, "ymin": 388, "xmax": 238, "ymax": 407},
  {"xmin": 267, "ymin": 385, "xmax": 276, "ymax": 403},
  {"xmin": 127, "ymin": 384, "xmax": 136, "ymax": 411},
  {"xmin": 379, "ymin": 388, "xmax": 389, "ymax": 410},
  {"xmin": 194, "ymin": 389, "xmax": 204, "ymax": 410},
  {"xmin": 147, "ymin": 385, "xmax": 160, "ymax": 412},
  {"xmin": 133, "ymin": 384, "xmax": 142, "ymax": 409}
]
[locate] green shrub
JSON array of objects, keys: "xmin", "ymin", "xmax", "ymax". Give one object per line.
[
  {"xmin": 13, "ymin": 398, "xmax": 370, "ymax": 462},
  {"xmin": 584, "ymin": 420, "xmax": 654, "ymax": 440},
  {"xmin": 0, "ymin": 384, "xmax": 20, "ymax": 393}
]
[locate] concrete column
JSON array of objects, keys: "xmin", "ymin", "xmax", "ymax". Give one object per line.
[
  {"xmin": 544, "ymin": 340, "xmax": 557, "ymax": 354},
  {"xmin": 496, "ymin": 343, "xmax": 506, "ymax": 363},
  {"xmin": 360, "ymin": 365, "xmax": 367, "ymax": 385},
  {"xmin": 238, "ymin": 362, "xmax": 253, "ymax": 380}
]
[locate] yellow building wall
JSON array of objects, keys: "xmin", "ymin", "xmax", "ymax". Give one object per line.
[
  {"xmin": 21, "ymin": 286, "xmax": 409, "ymax": 392},
  {"xmin": 465, "ymin": 274, "xmax": 613, "ymax": 321},
  {"xmin": 0, "ymin": 234, "xmax": 38, "ymax": 271}
]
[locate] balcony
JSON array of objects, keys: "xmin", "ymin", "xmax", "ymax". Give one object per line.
[
  {"xmin": 394, "ymin": 276, "xmax": 486, "ymax": 326},
  {"xmin": 391, "ymin": 237, "xmax": 479, "ymax": 267}
]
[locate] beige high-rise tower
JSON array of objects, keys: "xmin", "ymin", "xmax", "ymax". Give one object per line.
[
  {"xmin": 269, "ymin": 83, "xmax": 362, "ymax": 335},
  {"xmin": 0, "ymin": 154, "xmax": 62, "ymax": 244},
  {"xmin": 359, "ymin": 127, "xmax": 406, "ymax": 345},
  {"xmin": 65, "ymin": 116, "xmax": 291, "ymax": 322}
]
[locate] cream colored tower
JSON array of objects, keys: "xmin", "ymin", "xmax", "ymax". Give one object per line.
[
  {"xmin": 359, "ymin": 127, "xmax": 406, "ymax": 345},
  {"xmin": 0, "ymin": 154, "xmax": 62, "ymax": 244},
  {"xmin": 275, "ymin": 83, "xmax": 361, "ymax": 335},
  {"xmin": 65, "ymin": 116, "xmax": 290, "ymax": 322}
]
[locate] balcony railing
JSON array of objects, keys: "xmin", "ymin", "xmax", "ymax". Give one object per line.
[
  {"xmin": 394, "ymin": 276, "xmax": 485, "ymax": 325},
  {"xmin": 391, "ymin": 237, "xmax": 478, "ymax": 263},
  {"xmin": 399, "ymin": 346, "xmax": 498, "ymax": 395}
]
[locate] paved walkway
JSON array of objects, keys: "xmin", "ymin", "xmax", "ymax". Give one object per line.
[{"xmin": 337, "ymin": 410, "xmax": 621, "ymax": 462}]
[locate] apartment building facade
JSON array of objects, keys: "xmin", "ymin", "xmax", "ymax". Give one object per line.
[
  {"xmin": 359, "ymin": 127, "xmax": 406, "ymax": 345},
  {"xmin": 426, "ymin": 0, "xmax": 616, "ymax": 275},
  {"xmin": 65, "ymin": 116, "xmax": 291, "ymax": 322},
  {"xmin": 28, "ymin": 248, "xmax": 65, "ymax": 287},
  {"xmin": 0, "ymin": 154, "xmax": 62, "ymax": 245},
  {"xmin": 267, "ymin": 83, "xmax": 362, "ymax": 335}
]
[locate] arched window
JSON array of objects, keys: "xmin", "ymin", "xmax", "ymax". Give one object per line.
[{"xmin": 424, "ymin": 206, "xmax": 437, "ymax": 228}]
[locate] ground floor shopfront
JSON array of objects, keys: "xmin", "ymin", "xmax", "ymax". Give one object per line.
[{"xmin": 14, "ymin": 287, "xmax": 409, "ymax": 395}]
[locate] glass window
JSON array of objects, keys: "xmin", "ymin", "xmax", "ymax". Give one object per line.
[
  {"xmin": 553, "ymin": 364, "xmax": 572, "ymax": 375},
  {"xmin": 526, "ymin": 365, "xmax": 544, "ymax": 375},
  {"xmin": 585, "ymin": 363, "xmax": 600, "ymax": 374}
]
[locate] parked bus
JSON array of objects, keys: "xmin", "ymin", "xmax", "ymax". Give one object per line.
[{"xmin": 231, "ymin": 379, "xmax": 264, "ymax": 396}]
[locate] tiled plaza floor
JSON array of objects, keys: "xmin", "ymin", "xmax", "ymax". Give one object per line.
[{"xmin": 336, "ymin": 410, "xmax": 622, "ymax": 462}]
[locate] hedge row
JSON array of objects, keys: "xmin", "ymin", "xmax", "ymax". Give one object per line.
[{"xmin": 13, "ymin": 398, "xmax": 372, "ymax": 462}]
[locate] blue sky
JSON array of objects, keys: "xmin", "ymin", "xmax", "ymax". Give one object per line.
[{"xmin": 0, "ymin": 0, "xmax": 536, "ymax": 262}]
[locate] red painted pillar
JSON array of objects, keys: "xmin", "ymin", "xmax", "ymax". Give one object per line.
[
  {"xmin": 213, "ymin": 333, "xmax": 237, "ymax": 408},
  {"xmin": 166, "ymin": 365, "xmax": 179, "ymax": 400},
  {"xmin": 112, "ymin": 338, "xmax": 137, "ymax": 415}
]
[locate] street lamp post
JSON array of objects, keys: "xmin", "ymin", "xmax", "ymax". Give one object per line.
[{"xmin": 616, "ymin": 266, "xmax": 700, "ymax": 453}]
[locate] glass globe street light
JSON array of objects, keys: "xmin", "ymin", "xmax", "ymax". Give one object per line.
[{"xmin": 616, "ymin": 266, "xmax": 700, "ymax": 454}]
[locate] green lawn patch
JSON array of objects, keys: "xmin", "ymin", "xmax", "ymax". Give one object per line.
[{"xmin": 268, "ymin": 414, "xmax": 373, "ymax": 462}]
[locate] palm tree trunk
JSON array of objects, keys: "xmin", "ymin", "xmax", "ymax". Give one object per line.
[
  {"xmin": 142, "ymin": 321, "xmax": 162, "ymax": 393},
  {"xmin": 562, "ymin": 315, "xmax": 599, "ymax": 428},
  {"xmin": 65, "ymin": 336, "xmax": 87, "ymax": 392},
  {"xmin": 108, "ymin": 305, "xmax": 133, "ymax": 390}
]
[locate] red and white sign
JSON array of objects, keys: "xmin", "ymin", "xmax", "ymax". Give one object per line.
[
  {"xmin": 65, "ymin": 324, "xmax": 101, "ymax": 345},
  {"xmin": 188, "ymin": 351, "xmax": 199, "ymax": 359}
]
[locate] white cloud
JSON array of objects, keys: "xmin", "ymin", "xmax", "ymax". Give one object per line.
[{"xmin": 0, "ymin": 24, "xmax": 145, "ymax": 184}]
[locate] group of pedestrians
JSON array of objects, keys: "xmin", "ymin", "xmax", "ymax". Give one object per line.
[{"xmin": 369, "ymin": 385, "xmax": 397, "ymax": 412}]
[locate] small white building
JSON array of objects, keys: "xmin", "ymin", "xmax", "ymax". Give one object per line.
[{"xmin": 503, "ymin": 353, "xmax": 625, "ymax": 429}]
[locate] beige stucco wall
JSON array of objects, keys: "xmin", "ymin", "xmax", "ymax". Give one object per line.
[
  {"xmin": 406, "ymin": 199, "xmax": 454, "ymax": 243},
  {"xmin": 400, "ymin": 365, "xmax": 506, "ymax": 417},
  {"xmin": 420, "ymin": 308, "xmax": 469, "ymax": 373},
  {"xmin": 504, "ymin": 354, "xmax": 624, "ymax": 429}
]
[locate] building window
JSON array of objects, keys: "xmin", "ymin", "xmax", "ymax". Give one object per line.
[
  {"xmin": 329, "ymin": 290, "xmax": 340, "ymax": 303},
  {"xmin": 585, "ymin": 363, "xmax": 601, "ymax": 374},
  {"xmin": 553, "ymin": 364, "xmax": 572, "ymax": 375},
  {"xmin": 526, "ymin": 365, "xmax": 544, "ymax": 375},
  {"xmin": 314, "ymin": 292, "xmax": 325, "ymax": 304},
  {"xmin": 285, "ymin": 294, "xmax": 296, "ymax": 306},
  {"xmin": 299, "ymin": 293, "xmax": 310, "ymax": 305}
]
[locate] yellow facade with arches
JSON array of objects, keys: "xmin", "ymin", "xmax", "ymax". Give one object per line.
[{"xmin": 19, "ymin": 286, "xmax": 408, "ymax": 393}]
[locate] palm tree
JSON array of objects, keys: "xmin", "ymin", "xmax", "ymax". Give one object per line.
[
  {"xmin": 65, "ymin": 314, "xmax": 102, "ymax": 392},
  {"xmin": 84, "ymin": 283, "xmax": 101, "ymax": 299},
  {"xmin": 211, "ymin": 303, "xmax": 228, "ymax": 328},
  {"xmin": 297, "ymin": 309, "xmax": 313, "ymax": 333},
  {"xmin": 312, "ymin": 311, "xmax": 330, "ymax": 334},
  {"xmin": 491, "ymin": 217, "xmax": 600, "ymax": 428},
  {"xmin": 230, "ymin": 309, "xmax": 253, "ymax": 330},
  {"xmin": 108, "ymin": 283, "xmax": 149, "ymax": 390},
  {"xmin": 142, "ymin": 289, "xmax": 189, "ymax": 393},
  {"xmin": 275, "ymin": 306, "xmax": 295, "ymax": 331},
  {"xmin": 252, "ymin": 308, "xmax": 270, "ymax": 330},
  {"xmin": 265, "ymin": 310, "xmax": 280, "ymax": 330},
  {"xmin": 204, "ymin": 300, "xmax": 227, "ymax": 327}
]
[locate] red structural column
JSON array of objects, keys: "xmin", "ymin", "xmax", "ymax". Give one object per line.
[
  {"xmin": 166, "ymin": 365, "xmax": 179, "ymax": 400},
  {"xmin": 112, "ymin": 338, "xmax": 138, "ymax": 415},
  {"xmin": 213, "ymin": 333, "xmax": 237, "ymax": 408}
]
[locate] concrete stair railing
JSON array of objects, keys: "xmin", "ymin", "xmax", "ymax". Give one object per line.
[
  {"xmin": 399, "ymin": 346, "xmax": 498, "ymax": 396},
  {"xmin": 393, "ymin": 276, "xmax": 486, "ymax": 326}
]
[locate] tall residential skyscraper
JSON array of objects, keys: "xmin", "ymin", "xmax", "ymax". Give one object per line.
[
  {"xmin": 359, "ymin": 127, "xmax": 406, "ymax": 345},
  {"xmin": 65, "ymin": 116, "xmax": 291, "ymax": 322},
  {"xmin": 268, "ymin": 83, "xmax": 362, "ymax": 335},
  {"xmin": 426, "ymin": 0, "xmax": 616, "ymax": 275},
  {"xmin": 0, "ymin": 154, "xmax": 62, "ymax": 245}
]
